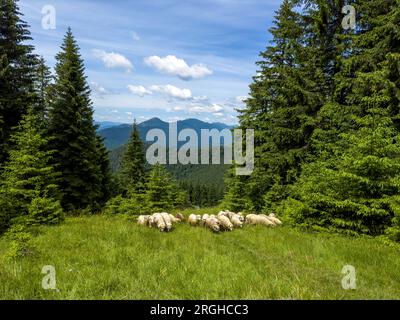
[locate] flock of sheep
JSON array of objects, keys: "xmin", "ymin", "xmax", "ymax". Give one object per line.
[{"xmin": 137, "ymin": 210, "xmax": 282, "ymax": 233}]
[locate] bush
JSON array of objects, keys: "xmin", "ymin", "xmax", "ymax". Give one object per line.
[
  {"xmin": 104, "ymin": 194, "xmax": 150, "ymax": 216},
  {"xmin": 4, "ymin": 224, "xmax": 35, "ymax": 260},
  {"xmin": 27, "ymin": 197, "xmax": 65, "ymax": 226}
]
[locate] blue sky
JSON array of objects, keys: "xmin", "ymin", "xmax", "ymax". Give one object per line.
[{"xmin": 20, "ymin": 0, "xmax": 281, "ymax": 124}]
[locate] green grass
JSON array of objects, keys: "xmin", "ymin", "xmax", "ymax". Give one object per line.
[{"xmin": 0, "ymin": 211, "xmax": 399, "ymax": 300}]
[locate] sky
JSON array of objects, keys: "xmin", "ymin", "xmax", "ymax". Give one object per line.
[{"xmin": 19, "ymin": 0, "xmax": 281, "ymax": 125}]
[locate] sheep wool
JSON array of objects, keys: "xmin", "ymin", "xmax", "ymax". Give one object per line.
[
  {"xmin": 268, "ymin": 214, "xmax": 282, "ymax": 225},
  {"xmin": 205, "ymin": 217, "xmax": 220, "ymax": 233},
  {"xmin": 188, "ymin": 214, "xmax": 199, "ymax": 226},
  {"xmin": 259, "ymin": 214, "xmax": 276, "ymax": 226},
  {"xmin": 161, "ymin": 212, "xmax": 173, "ymax": 231},
  {"xmin": 153, "ymin": 213, "xmax": 167, "ymax": 232},
  {"xmin": 169, "ymin": 214, "xmax": 181, "ymax": 224},
  {"xmin": 217, "ymin": 215, "xmax": 234, "ymax": 231},
  {"xmin": 218, "ymin": 211, "xmax": 231, "ymax": 218},
  {"xmin": 137, "ymin": 215, "xmax": 150, "ymax": 226},
  {"xmin": 245, "ymin": 214, "xmax": 274, "ymax": 227},
  {"xmin": 231, "ymin": 215, "xmax": 243, "ymax": 228}
]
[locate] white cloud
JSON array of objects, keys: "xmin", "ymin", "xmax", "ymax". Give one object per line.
[
  {"xmin": 173, "ymin": 102, "xmax": 226, "ymax": 114},
  {"xmin": 150, "ymin": 84, "xmax": 192, "ymax": 100},
  {"xmin": 209, "ymin": 103, "xmax": 224, "ymax": 112},
  {"xmin": 90, "ymin": 82, "xmax": 108, "ymax": 97},
  {"xmin": 127, "ymin": 85, "xmax": 153, "ymax": 97},
  {"xmin": 144, "ymin": 55, "xmax": 213, "ymax": 80},
  {"xmin": 236, "ymin": 96, "xmax": 248, "ymax": 103},
  {"xmin": 128, "ymin": 84, "xmax": 192, "ymax": 100},
  {"xmin": 193, "ymin": 95, "xmax": 209, "ymax": 102},
  {"xmin": 93, "ymin": 49, "xmax": 133, "ymax": 72},
  {"xmin": 213, "ymin": 112, "xmax": 224, "ymax": 117}
]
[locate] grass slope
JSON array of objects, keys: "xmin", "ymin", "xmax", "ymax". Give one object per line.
[{"xmin": 0, "ymin": 213, "xmax": 399, "ymax": 300}]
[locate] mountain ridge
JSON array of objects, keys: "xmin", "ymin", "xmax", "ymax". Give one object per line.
[{"xmin": 98, "ymin": 117, "xmax": 236, "ymax": 150}]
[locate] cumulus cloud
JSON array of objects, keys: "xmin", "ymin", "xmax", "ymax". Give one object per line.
[
  {"xmin": 127, "ymin": 85, "xmax": 153, "ymax": 97},
  {"xmin": 172, "ymin": 102, "xmax": 226, "ymax": 115},
  {"xmin": 128, "ymin": 84, "xmax": 192, "ymax": 100},
  {"xmin": 144, "ymin": 55, "xmax": 213, "ymax": 80},
  {"xmin": 90, "ymin": 82, "xmax": 108, "ymax": 97},
  {"xmin": 93, "ymin": 49, "xmax": 133, "ymax": 72},
  {"xmin": 150, "ymin": 84, "xmax": 192, "ymax": 100}
]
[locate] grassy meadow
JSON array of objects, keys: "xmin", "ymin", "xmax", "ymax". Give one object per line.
[{"xmin": 0, "ymin": 209, "xmax": 399, "ymax": 300}]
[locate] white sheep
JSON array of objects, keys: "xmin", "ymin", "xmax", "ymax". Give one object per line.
[
  {"xmin": 231, "ymin": 215, "xmax": 243, "ymax": 228},
  {"xmin": 227, "ymin": 211, "xmax": 237, "ymax": 220},
  {"xmin": 245, "ymin": 214, "xmax": 274, "ymax": 227},
  {"xmin": 160, "ymin": 212, "xmax": 173, "ymax": 231},
  {"xmin": 217, "ymin": 215, "xmax": 234, "ymax": 231},
  {"xmin": 268, "ymin": 213, "xmax": 282, "ymax": 225},
  {"xmin": 259, "ymin": 214, "xmax": 276, "ymax": 226},
  {"xmin": 152, "ymin": 213, "xmax": 167, "ymax": 231},
  {"xmin": 201, "ymin": 214, "xmax": 210, "ymax": 227},
  {"xmin": 169, "ymin": 214, "xmax": 181, "ymax": 224},
  {"xmin": 218, "ymin": 211, "xmax": 229, "ymax": 217},
  {"xmin": 137, "ymin": 215, "xmax": 150, "ymax": 226},
  {"xmin": 148, "ymin": 214, "xmax": 156, "ymax": 228},
  {"xmin": 236, "ymin": 212, "xmax": 245, "ymax": 222},
  {"xmin": 205, "ymin": 217, "xmax": 220, "ymax": 233},
  {"xmin": 188, "ymin": 214, "xmax": 199, "ymax": 226}
]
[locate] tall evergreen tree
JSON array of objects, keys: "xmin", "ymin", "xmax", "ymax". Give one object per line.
[
  {"xmin": 224, "ymin": 0, "xmax": 345, "ymax": 212},
  {"xmin": 47, "ymin": 28, "xmax": 107, "ymax": 211},
  {"xmin": 33, "ymin": 56, "xmax": 53, "ymax": 122},
  {"xmin": 119, "ymin": 120, "xmax": 147, "ymax": 193},
  {"xmin": 95, "ymin": 135, "xmax": 113, "ymax": 205},
  {"xmin": 285, "ymin": 0, "xmax": 400, "ymax": 241},
  {"xmin": 0, "ymin": 109, "xmax": 63, "ymax": 232},
  {"xmin": 0, "ymin": 0, "xmax": 38, "ymax": 166}
]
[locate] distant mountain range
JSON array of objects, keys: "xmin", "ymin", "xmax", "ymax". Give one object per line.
[
  {"xmin": 95, "ymin": 121, "xmax": 124, "ymax": 130},
  {"xmin": 98, "ymin": 117, "xmax": 236, "ymax": 150}
]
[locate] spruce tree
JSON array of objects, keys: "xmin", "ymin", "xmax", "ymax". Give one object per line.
[
  {"xmin": 222, "ymin": 168, "xmax": 252, "ymax": 212},
  {"xmin": 285, "ymin": 0, "xmax": 400, "ymax": 241},
  {"xmin": 0, "ymin": 0, "xmax": 38, "ymax": 166},
  {"xmin": 95, "ymin": 135, "xmax": 113, "ymax": 205},
  {"xmin": 47, "ymin": 28, "xmax": 106, "ymax": 211},
  {"xmin": 0, "ymin": 109, "xmax": 63, "ymax": 231},
  {"xmin": 33, "ymin": 56, "xmax": 53, "ymax": 122},
  {"xmin": 145, "ymin": 164, "xmax": 177, "ymax": 212},
  {"xmin": 119, "ymin": 120, "xmax": 147, "ymax": 193},
  {"xmin": 224, "ymin": 0, "xmax": 346, "ymax": 212}
]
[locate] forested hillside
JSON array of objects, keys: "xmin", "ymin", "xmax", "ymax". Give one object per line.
[
  {"xmin": 223, "ymin": 0, "xmax": 400, "ymax": 242},
  {"xmin": 109, "ymin": 143, "xmax": 229, "ymax": 207}
]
